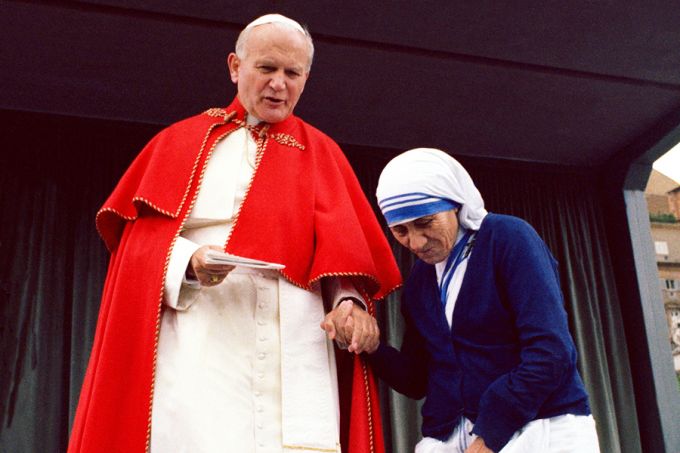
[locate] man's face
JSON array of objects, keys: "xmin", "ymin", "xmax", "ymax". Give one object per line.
[
  {"xmin": 228, "ymin": 24, "xmax": 310, "ymax": 124},
  {"xmin": 389, "ymin": 209, "xmax": 460, "ymax": 265}
]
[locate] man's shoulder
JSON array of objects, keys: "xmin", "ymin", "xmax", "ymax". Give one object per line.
[
  {"xmin": 138, "ymin": 108, "xmax": 235, "ymax": 150},
  {"xmin": 131, "ymin": 108, "xmax": 233, "ymax": 165},
  {"xmin": 163, "ymin": 108, "xmax": 227, "ymax": 132},
  {"xmin": 289, "ymin": 115, "xmax": 340, "ymax": 149}
]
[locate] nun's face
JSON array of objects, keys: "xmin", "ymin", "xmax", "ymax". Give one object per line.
[{"xmin": 389, "ymin": 209, "xmax": 459, "ymax": 264}]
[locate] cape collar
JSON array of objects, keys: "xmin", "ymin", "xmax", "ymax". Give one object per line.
[{"xmin": 205, "ymin": 96, "xmax": 299, "ymax": 137}]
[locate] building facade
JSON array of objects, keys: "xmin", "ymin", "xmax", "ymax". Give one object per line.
[{"xmin": 646, "ymin": 170, "xmax": 680, "ymax": 372}]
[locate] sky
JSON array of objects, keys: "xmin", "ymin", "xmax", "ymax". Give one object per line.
[{"xmin": 653, "ymin": 141, "xmax": 680, "ymax": 183}]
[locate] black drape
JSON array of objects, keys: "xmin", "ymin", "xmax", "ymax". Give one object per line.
[
  {"xmin": 1, "ymin": 113, "xmax": 640, "ymax": 452},
  {"xmin": 0, "ymin": 111, "xmax": 159, "ymax": 452}
]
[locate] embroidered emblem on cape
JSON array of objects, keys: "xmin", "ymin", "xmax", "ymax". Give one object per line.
[
  {"xmin": 204, "ymin": 108, "xmax": 228, "ymax": 118},
  {"xmin": 271, "ymin": 133, "xmax": 305, "ymax": 150}
]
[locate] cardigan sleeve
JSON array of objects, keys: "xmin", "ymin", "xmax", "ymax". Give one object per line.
[
  {"xmin": 367, "ymin": 317, "xmax": 429, "ymax": 400},
  {"xmin": 471, "ymin": 218, "xmax": 577, "ymax": 452}
]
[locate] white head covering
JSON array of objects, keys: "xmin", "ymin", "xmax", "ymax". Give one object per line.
[
  {"xmin": 244, "ymin": 14, "xmax": 307, "ymax": 35},
  {"xmin": 376, "ymin": 148, "xmax": 487, "ymax": 230}
]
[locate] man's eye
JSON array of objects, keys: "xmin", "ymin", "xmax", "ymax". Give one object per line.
[
  {"xmin": 285, "ymin": 70, "xmax": 300, "ymax": 78},
  {"xmin": 258, "ymin": 66, "xmax": 275, "ymax": 72},
  {"xmin": 391, "ymin": 227, "xmax": 407, "ymax": 236}
]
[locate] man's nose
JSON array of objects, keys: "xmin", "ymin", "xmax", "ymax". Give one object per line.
[{"xmin": 269, "ymin": 72, "xmax": 286, "ymax": 90}]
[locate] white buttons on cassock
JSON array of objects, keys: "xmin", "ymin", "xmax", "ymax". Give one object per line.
[{"xmin": 252, "ymin": 273, "xmax": 281, "ymax": 452}]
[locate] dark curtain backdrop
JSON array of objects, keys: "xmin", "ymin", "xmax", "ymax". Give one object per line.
[
  {"xmin": 1, "ymin": 112, "xmax": 640, "ymax": 452},
  {"xmin": 0, "ymin": 111, "xmax": 158, "ymax": 452}
]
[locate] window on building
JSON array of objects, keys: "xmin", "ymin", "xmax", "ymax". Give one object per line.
[
  {"xmin": 665, "ymin": 279, "xmax": 676, "ymax": 290},
  {"xmin": 655, "ymin": 241, "xmax": 669, "ymax": 255}
]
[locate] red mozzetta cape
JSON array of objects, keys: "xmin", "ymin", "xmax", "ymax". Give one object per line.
[{"xmin": 68, "ymin": 97, "xmax": 402, "ymax": 453}]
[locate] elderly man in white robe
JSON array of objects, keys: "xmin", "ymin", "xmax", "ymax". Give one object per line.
[{"xmin": 150, "ymin": 15, "xmax": 385, "ymax": 453}]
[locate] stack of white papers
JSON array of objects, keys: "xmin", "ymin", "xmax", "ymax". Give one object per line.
[{"xmin": 204, "ymin": 250, "xmax": 285, "ymax": 270}]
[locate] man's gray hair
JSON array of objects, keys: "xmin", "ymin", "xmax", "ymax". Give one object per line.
[{"xmin": 235, "ymin": 14, "xmax": 314, "ymax": 71}]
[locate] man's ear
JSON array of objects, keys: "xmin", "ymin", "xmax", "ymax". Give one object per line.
[{"xmin": 227, "ymin": 53, "xmax": 240, "ymax": 84}]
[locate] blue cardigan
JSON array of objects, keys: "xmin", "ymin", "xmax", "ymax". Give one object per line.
[{"xmin": 368, "ymin": 213, "xmax": 590, "ymax": 452}]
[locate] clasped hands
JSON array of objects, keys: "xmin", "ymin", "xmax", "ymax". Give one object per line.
[{"xmin": 320, "ymin": 299, "xmax": 380, "ymax": 354}]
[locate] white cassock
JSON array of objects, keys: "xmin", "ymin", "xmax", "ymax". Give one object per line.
[{"xmin": 149, "ymin": 120, "xmax": 359, "ymax": 453}]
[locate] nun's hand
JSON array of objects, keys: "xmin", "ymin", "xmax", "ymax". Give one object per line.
[{"xmin": 465, "ymin": 437, "xmax": 493, "ymax": 453}]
